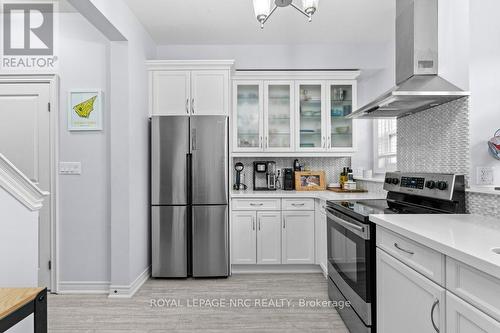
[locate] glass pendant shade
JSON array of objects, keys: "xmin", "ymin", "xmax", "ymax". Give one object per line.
[
  {"xmin": 302, "ymin": 0, "xmax": 319, "ymax": 11},
  {"xmin": 253, "ymin": 0, "xmax": 271, "ymax": 18}
]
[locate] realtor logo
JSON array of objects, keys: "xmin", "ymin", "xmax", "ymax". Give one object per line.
[
  {"xmin": 3, "ymin": 3, "xmax": 53, "ymax": 55},
  {"xmin": 1, "ymin": 1, "xmax": 58, "ymax": 70}
]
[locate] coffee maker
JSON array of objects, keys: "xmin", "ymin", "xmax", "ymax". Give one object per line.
[{"xmin": 253, "ymin": 161, "xmax": 277, "ymax": 191}]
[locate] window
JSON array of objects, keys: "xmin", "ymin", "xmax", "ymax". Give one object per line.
[{"xmin": 373, "ymin": 119, "xmax": 397, "ymax": 173}]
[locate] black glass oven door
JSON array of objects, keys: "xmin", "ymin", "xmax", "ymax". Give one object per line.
[{"xmin": 327, "ymin": 208, "xmax": 372, "ymax": 302}]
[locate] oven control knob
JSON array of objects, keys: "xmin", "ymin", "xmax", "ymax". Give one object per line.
[
  {"xmin": 391, "ymin": 178, "xmax": 400, "ymax": 185},
  {"xmin": 425, "ymin": 180, "xmax": 436, "ymax": 189},
  {"xmin": 385, "ymin": 177, "xmax": 392, "ymax": 184},
  {"xmin": 437, "ymin": 181, "xmax": 448, "ymax": 191}
]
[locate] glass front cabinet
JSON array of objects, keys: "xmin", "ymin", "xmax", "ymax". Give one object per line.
[{"xmin": 233, "ymin": 73, "xmax": 358, "ymax": 154}]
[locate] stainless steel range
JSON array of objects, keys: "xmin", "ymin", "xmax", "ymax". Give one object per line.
[{"xmin": 326, "ymin": 172, "xmax": 466, "ymax": 333}]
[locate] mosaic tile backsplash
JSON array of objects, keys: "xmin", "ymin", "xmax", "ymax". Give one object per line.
[
  {"xmin": 232, "ymin": 157, "xmax": 351, "ymax": 190},
  {"xmin": 397, "ymin": 98, "xmax": 470, "ymax": 183},
  {"xmin": 397, "ymin": 97, "xmax": 499, "ymax": 218}
]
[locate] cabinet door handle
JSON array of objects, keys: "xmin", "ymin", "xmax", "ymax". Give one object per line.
[
  {"xmin": 292, "ymin": 203, "xmax": 305, "ymax": 207},
  {"xmin": 250, "ymin": 203, "xmax": 263, "ymax": 207},
  {"xmin": 328, "ymin": 136, "xmax": 331, "ymax": 149},
  {"xmin": 186, "ymin": 98, "xmax": 189, "ymax": 114},
  {"xmin": 283, "ymin": 216, "xmax": 286, "ymax": 229},
  {"xmin": 252, "ymin": 217, "xmax": 256, "ymax": 231},
  {"xmin": 430, "ymin": 299, "xmax": 440, "ymax": 333},
  {"xmin": 322, "ymin": 136, "xmax": 326, "ymax": 148},
  {"xmin": 191, "ymin": 98, "xmax": 195, "ymax": 114},
  {"xmin": 260, "ymin": 136, "xmax": 263, "ymax": 148},
  {"xmin": 258, "ymin": 219, "xmax": 261, "ymax": 231},
  {"xmin": 394, "ymin": 243, "xmax": 415, "ymax": 255}
]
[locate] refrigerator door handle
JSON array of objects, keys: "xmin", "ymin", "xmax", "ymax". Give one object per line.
[{"xmin": 191, "ymin": 128, "xmax": 197, "ymax": 151}]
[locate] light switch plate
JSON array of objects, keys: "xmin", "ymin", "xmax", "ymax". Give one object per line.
[
  {"xmin": 60, "ymin": 162, "xmax": 82, "ymax": 175},
  {"xmin": 476, "ymin": 167, "xmax": 494, "ymax": 185}
]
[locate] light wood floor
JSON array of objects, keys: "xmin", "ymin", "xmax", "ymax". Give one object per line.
[{"xmin": 48, "ymin": 274, "xmax": 349, "ymax": 333}]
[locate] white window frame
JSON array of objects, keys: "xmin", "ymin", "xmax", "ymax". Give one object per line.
[{"xmin": 373, "ymin": 119, "xmax": 397, "ymax": 174}]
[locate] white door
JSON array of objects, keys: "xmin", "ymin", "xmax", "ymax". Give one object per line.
[
  {"xmin": 257, "ymin": 211, "xmax": 281, "ymax": 265},
  {"xmin": 282, "ymin": 211, "xmax": 315, "ymax": 264},
  {"xmin": 377, "ymin": 248, "xmax": 446, "ymax": 333},
  {"xmin": 151, "ymin": 71, "xmax": 191, "ymax": 115},
  {"xmin": 191, "ymin": 70, "xmax": 228, "ymax": 116},
  {"xmin": 0, "ymin": 83, "xmax": 51, "ymax": 288},
  {"xmin": 446, "ymin": 292, "xmax": 500, "ymax": 333},
  {"xmin": 231, "ymin": 211, "xmax": 257, "ymax": 264}
]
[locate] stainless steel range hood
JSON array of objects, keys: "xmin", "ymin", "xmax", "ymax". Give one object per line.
[{"xmin": 349, "ymin": 0, "xmax": 470, "ymax": 119}]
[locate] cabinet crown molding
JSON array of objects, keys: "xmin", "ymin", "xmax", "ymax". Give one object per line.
[
  {"xmin": 233, "ymin": 70, "xmax": 361, "ymax": 80},
  {"xmin": 146, "ymin": 60, "xmax": 235, "ymax": 71},
  {"xmin": 0, "ymin": 153, "xmax": 49, "ymax": 211}
]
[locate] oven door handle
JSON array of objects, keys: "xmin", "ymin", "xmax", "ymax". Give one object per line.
[{"xmin": 326, "ymin": 209, "xmax": 370, "ymax": 240}]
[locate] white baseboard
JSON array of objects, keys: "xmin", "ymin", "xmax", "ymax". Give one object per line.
[
  {"xmin": 58, "ymin": 280, "xmax": 110, "ymax": 294},
  {"xmin": 320, "ymin": 263, "xmax": 328, "ymax": 278},
  {"xmin": 108, "ymin": 265, "xmax": 150, "ymax": 298},
  {"xmin": 231, "ymin": 264, "xmax": 323, "ymax": 274}
]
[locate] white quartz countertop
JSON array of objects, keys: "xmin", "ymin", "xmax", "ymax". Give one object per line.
[
  {"xmin": 370, "ymin": 214, "xmax": 500, "ymax": 278},
  {"xmin": 231, "ymin": 190, "xmax": 386, "ymax": 201}
]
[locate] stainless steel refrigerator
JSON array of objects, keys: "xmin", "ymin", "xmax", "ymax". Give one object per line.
[{"xmin": 151, "ymin": 115, "xmax": 229, "ymax": 278}]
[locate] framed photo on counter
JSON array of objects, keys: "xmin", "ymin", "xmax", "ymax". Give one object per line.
[{"xmin": 295, "ymin": 171, "xmax": 326, "ymax": 191}]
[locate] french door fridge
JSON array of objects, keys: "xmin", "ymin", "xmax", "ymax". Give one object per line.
[{"xmin": 151, "ymin": 116, "xmax": 229, "ymax": 278}]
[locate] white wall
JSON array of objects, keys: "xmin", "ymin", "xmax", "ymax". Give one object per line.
[
  {"xmin": 80, "ymin": 0, "xmax": 156, "ymax": 290},
  {"xmin": 469, "ymin": 0, "xmax": 500, "ymax": 185},
  {"xmin": 157, "ymin": 41, "xmax": 395, "ymax": 173},
  {"xmin": 0, "ymin": 188, "xmax": 38, "ymax": 333},
  {"xmin": 58, "ymin": 12, "xmax": 111, "ymax": 287}
]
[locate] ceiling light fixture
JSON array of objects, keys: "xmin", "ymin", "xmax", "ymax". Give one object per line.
[{"xmin": 253, "ymin": 0, "xmax": 319, "ymax": 29}]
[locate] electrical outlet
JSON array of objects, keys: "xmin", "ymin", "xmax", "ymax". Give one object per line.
[
  {"xmin": 60, "ymin": 162, "xmax": 82, "ymax": 175},
  {"xmin": 476, "ymin": 167, "xmax": 494, "ymax": 185}
]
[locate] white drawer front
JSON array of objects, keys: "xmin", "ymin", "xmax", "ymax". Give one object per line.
[
  {"xmin": 447, "ymin": 258, "xmax": 500, "ymax": 322},
  {"xmin": 282, "ymin": 198, "xmax": 315, "ymax": 211},
  {"xmin": 377, "ymin": 227, "xmax": 445, "ymax": 285},
  {"xmin": 232, "ymin": 198, "xmax": 281, "ymax": 211}
]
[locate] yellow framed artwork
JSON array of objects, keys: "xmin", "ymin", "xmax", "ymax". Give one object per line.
[
  {"xmin": 295, "ymin": 171, "xmax": 326, "ymax": 191},
  {"xmin": 68, "ymin": 90, "xmax": 103, "ymax": 131}
]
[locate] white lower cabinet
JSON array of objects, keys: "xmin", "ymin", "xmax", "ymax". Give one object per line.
[
  {"xmin": 377, "ymin": 248, "xmax": 445, "ymax": 333},
  {"xmin": 314, "ymin": 199, "xmax": 327, "ymax": 272},
  {"xmin": 446, "ymin": 291, "xmax": 500, "ymax": 333},
  {"xmin": 232, "ymin": 198, "xmax": 316, "ymax": 267},
  {"xmin": 282, "ymin": 211, "xmax": 315, "ymax": 264},
  {"xmin": 257, "ymin": 211, "xmax": 282, "ymax": 264},
  {"xmin": 231, "ymin": 211, "xmax": 257, "ymax": 264}
]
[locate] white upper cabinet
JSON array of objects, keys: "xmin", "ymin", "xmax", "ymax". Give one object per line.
[
  {"xmin": 264, "ymin": 82, "xmax": 294, "ymax": 152},
  {"xmin": 191, "ymin": 70, "xmax": 229, "ymax": 116},
  {"xmin": 326, "ymin": 81, "xmax": 357, "ymax": 152},
  {"xmin": 234, "ymin": 81, "xmax": 263, "ymax": 151},
  {"xmin": 152, "ymin": 71, "xmax": 191, "ymax": 116},
  {"xmin": 148, "ymin": 60, "xmax": 234, "ymax": 116},
  {"xmin": 296, "ymin": 81, "xmax": 326, "ymax": 151},
  {"xmin": 232, "ymin": 71, "xmax": 360, "ymax": 155}
]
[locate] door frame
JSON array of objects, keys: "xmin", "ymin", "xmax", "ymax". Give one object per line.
[{"xmin": 0, "ymin": 74, "xmax": 60, "ymax": 293}]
